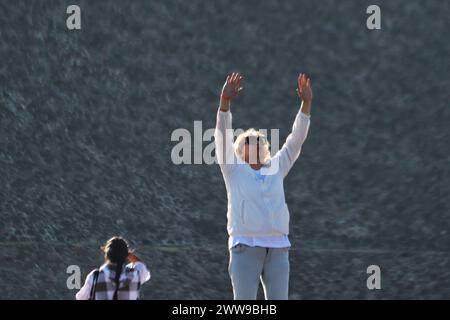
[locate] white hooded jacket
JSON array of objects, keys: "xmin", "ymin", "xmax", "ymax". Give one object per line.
[{"xmin": 214, "ymin": 108, "xmax": 310, "ymax": 237}]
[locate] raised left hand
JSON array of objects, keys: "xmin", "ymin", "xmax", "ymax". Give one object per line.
[{"xmin": 297, "ymin": 73, "xmax": 312, "ymax": 103}]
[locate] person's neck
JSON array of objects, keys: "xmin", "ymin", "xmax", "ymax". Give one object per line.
[{"xmin": 107, "ymin": 261, "xmax": 123, "ymax": 268}]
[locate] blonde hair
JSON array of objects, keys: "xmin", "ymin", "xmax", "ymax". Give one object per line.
[{"xmin": 234, "ymin": 128, "xmax": 271, "ymax": 165}]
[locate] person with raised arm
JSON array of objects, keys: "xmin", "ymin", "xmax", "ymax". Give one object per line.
[
  {"xmin": 214, "ymin": 72, "xmax": 312, "ymax": 300},
  {"xmin": 76, "ymin": 236, "xmax": 151, "ymax": 300}
]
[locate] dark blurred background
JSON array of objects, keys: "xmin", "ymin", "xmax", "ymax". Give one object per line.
[{"xmin": 0, "ymin": 0, "xmax": 449, "ymax": 299}]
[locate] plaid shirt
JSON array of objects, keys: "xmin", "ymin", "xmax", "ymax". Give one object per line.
[{"xmin": 76, "ymin": 262, "xmax": 151, "ymax": 300}]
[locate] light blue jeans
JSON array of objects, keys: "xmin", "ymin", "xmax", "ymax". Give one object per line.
[{"xmin": 228, "ymin": 244, "xmax": 290, "ymax": 300}]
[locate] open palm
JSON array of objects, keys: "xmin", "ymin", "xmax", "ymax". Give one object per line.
[
  {"xmin": 221, "ymin": 72, "xmax": 243, "ymax": 99},
  {"xmin": 297, "ymin": 73, "xmax": 312, "ymax": 103}
]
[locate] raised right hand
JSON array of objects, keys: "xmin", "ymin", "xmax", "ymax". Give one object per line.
[
  {"xmin": 221, "ymin": 72, "xmax": 243, "ymax": 100},
  {"xmin": 127, "ymin": 253, "xmax": 140, "ymax": 264}
]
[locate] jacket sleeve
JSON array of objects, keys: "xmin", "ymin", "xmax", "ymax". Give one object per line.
[
  {"xmin": 214, "ymin": 108, "xmax": 237, "ymax": 176},
  {"xmin": 75, "ymin": 270, "xmax": 96, "ymax": 300},
  {"xmin": 133, "ymin": 261, "xmax": 151, "ymax": 284},
  {"xmin": 272, "ymin": 111, "xmax": 310, "ymax": 177}
]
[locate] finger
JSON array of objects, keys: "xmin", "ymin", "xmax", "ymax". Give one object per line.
[
  {"xmin": 307, "ymin": 78, "xmax": 311, "ymax": 87},
  {"xmin": 236, "ymin": 76, "xmax": 243, "ymax": 88},
  {"xmin": 233, "ymin": 72, "xmax": 239, "ymax": 83},
  {"xmin": 235, "ymin": 75, "xmax": 241, "ymax": 87}
]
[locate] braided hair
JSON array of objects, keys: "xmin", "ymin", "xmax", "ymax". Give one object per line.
[{"xmin": 104, "ymin": 236, "xmax": 130, "ymax": 300}]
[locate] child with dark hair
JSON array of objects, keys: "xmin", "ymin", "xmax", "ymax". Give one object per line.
[{"xmin": 76, "ymin": 236, "xmax": 151, "ymax": 300}]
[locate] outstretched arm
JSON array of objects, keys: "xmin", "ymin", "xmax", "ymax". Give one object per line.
[
  {"xmin": 273, "ymin": 73, "xmax": 313, "ymax": 177},
  {"xmin": 214, "ymin": 72, "xmax": 243, "ymax": 175}
]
